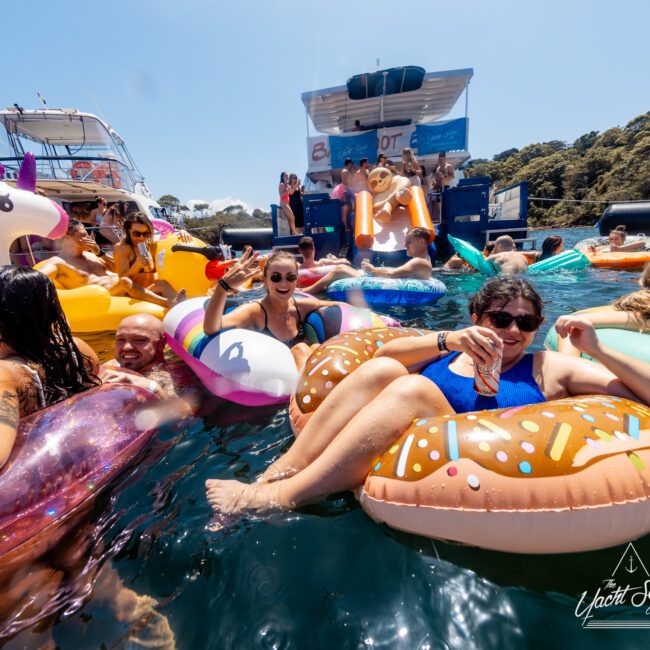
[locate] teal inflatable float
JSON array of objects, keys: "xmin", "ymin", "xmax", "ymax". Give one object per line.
[
  {"xmin": 545, "ymin": 321, "xmax": 650, "ymax": 364},
  {"xmin": 447, "ymin": 235, "xmax": 590, "ymax": 275}
]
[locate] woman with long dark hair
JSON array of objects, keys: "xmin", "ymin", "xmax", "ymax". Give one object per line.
[
  {"xmin": 113, "ymin": 212, "xmax": 186, "ymax": 307},
  {"xmin": 0, "ymin": 266, "xmax": 99, "ymax": 468},
  {"xmin": 537, "ymin": 235, "xmax": 563, "ymax": 262},
  {"xmin": 206, "ymin": 276, "xmax": 650, "ymax": 516}
]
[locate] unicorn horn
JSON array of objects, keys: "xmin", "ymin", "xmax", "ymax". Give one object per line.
[{"xmin": 16, "ymin": 152, "xmax": 37, "ymax": 192}]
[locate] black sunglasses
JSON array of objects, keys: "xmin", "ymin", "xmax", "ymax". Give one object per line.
[
  {"xmin": 130, "ymin": 229, "xmax": 150, "ymax": 238},
  {"xmin": 269, "ymin": 272, "xmax": 298, "ymax": 283},
  {"xmin": 486, "ymin": 310, "xmax": 543, "ymax": 332}
]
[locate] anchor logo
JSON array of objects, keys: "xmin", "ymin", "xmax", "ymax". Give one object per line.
[{"xmin": 626, "ymin": 555, "xmax": 638, "ymax": 574}]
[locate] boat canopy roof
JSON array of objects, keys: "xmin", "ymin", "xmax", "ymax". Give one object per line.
[
  {"xmin": 0, "ymin": 108, "xmax": 122, "ymax": 147},
  {"xmin": 302, "ymin": 67, "xmax": 473, "ymax": 134}
]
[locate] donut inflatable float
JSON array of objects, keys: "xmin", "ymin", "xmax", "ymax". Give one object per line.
[
  {"xmin": 165, "ymin": 300, "xmax": 400, "ymax": 407},
  {"xmin": 360, "ymin": 395, "xmax": 650, "ymax": 553},
  {"xmin": 291, "ymin": 329, "xmax": 650, "ymax": 553},
  {"xmin": 289, "ymin": 327, "xmax": 428, "ymax": 432},
  {"xmin": 0, "ymin": 383, "xmax": 158, "ymax": 562},
  {"xmin": 327, "ymin": 276, "xmax": 447, "ymax": 306}
]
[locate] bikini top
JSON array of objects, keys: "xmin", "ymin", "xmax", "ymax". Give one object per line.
[
  {"xmin": 420, "ymin": 351, "xmax": 546, "ymax": 414},
  {"xmin": 256, "ymin": 298, "xmax": 307, "ymax": 348},
  {"xmin": 2, "ymin": 356, "xmax": 47, "ymax": 410}
]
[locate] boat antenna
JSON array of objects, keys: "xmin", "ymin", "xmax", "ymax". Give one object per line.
[
  {"xmin": 376, "ymin": 58, "xmax": 380, "ymax": 70},
  {"xmin": 88, "ymin": 88, "xmax": 109, "ymax": 125},
  {"xmin": 37, "ymin": 91, "xmax": 47, "ymax": 108}
]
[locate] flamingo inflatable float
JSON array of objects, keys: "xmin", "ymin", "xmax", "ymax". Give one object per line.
[{"xmin": 0, "ymin": 153, "xmax": 69, "ymax": 265}]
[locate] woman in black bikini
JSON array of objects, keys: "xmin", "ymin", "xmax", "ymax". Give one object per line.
[{"xmin": 203, "ymin": 249, "xmax": 337, "ymax": 370}]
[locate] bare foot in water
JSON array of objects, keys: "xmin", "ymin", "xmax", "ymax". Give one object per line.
[{"xmin": 205, "ymin": 478, "xmax": 288, "ymax": 517}]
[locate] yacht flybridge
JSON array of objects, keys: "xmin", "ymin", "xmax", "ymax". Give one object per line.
[
  {"xmin": 302, "ymin": 66, "xmax": 473, "ymax": 186},
  {"xmin": 0, "ymin": 107, "xmax": 164, "ymax": 219}
]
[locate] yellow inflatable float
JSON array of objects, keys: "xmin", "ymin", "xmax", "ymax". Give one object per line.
[{"xmin": 36, "ymin": 234, "xmax": 215, "ymax": 333}]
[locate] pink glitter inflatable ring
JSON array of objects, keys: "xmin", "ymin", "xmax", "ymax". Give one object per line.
[{"xmin": 0, "ymin": 383, "xmax": 158, "ymax": 560}]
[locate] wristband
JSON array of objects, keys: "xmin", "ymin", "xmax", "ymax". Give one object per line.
[
  {"xmin": 437, "ymin": 331, "xmax": 449, "ymax": 352},
  {"xmin": 218, "ymin": 278, "xmax": 234, "ymax": 293}
]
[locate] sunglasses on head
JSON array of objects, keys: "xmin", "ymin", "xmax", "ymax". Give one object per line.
[
  {"xmin": 486, "ymin": 310, "xmax": 543, "ymax": 332},
  {"xmin": 269, "ymin": 272, "xmax": 298, "ymax": 283},
  {"xmin": 130, "ymin": 229, "xmax": 150, "ymax": 238}
]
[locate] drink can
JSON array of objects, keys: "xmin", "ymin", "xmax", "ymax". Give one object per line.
[
  {"xmin": 474, "ymin": 349, "xmax": 502, "ymax": 396},
  {"xmin": 137, "ymin": 242, "xmax": 148, "ymax": 257}
]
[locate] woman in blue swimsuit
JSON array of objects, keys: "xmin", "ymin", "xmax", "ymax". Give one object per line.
[
  {"xmin": 203, "ymin": 248, "xmax": 337, "ymax": 370},
  {"xmin": 207, "ymin": 276, "xmax": 650, "ymax": 516}
]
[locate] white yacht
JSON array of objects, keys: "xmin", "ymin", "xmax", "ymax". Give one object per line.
[{"xmin": 0, "ymin": 107, "xmax": 165, "ymax": 221}]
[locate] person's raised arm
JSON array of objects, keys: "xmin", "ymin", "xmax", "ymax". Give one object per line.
[
  {"xmin": 0, "ymin": 372, "xmax": 19, "ymax": 470},
  {"xmin": 203, "ymin": 248, "xmax": 261, "ymax": 335},
  {"xmin": 374, "ymin": 326, "xmax": 502, "ymax": 373},
  {"xmin": 113, "ymin": 242, "xmax": 149, "ymax": 280},
  {"xmin": 555, "ymin": 314, "xmax": 650, "ymax": 403}
]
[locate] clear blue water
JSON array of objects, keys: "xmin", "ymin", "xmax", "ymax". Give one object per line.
[{"xmin": 8, "ymin": 227, "xmax": 650, "ymax": 649}]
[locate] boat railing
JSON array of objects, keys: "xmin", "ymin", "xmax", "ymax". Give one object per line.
[
  {"xmin": 0, "ymin": 156, "xmax": 136, "ymax": 193},
  {"xmin": 484, "ymin": 227, "xmax": 536, "ymax": 250}
]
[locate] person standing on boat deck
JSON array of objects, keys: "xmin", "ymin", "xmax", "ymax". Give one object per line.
[
  {"xmin": 340, "ymin": 158, "xmax": 356, "ymax": 231},
  {"xmin": 98, "ymin": 199, "xmax": 127, "ymax": 245},
  {"xmin": 486, "ymin": 235, "xmax": 529, "ymax": 275},
  {"xmin": 278, "ymin": 172, "xmax": 297, "ymax": 235},
  {"xmin": 113, "ymin": 212, "xmax": 188, "ymax": 308},
  {"xmin": 401, "ymin": 147, "xmax": 422, "ymax": 187},
  {"xmin": 288, "ymin": 174, "xmax": 304, "ymax": 232},
  {"xmin": 433, "ymin": 151, "xmax": 455, "ymax": 223},
  {"xmin": 297, "ymin": 236, "xmax": 350, "ymax": 269},
  {"xmin": 353, "ymin": 119, "xmax": 362, "ymax": 131}
]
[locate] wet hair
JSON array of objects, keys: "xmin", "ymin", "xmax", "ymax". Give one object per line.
[
  {"xmin": 263, "ymin": 250, "xmax": 298, "ymax": 277},
  {"xmin": 123, "ymin": 211, "xmax": 154, "ymax": 246},
  {"xmin": 297, "ymin": 236, "xmax": 315, "ymax": 250},
  {"xmin": 407, "ymin": 227, "xmax": 430, "ymax": 244},
  {"xmin": 66, "ymin": 218, "xmax": 85, "ymax": 236},
  {"xmin": 0, "ymin": 267, "xmax": 99, "ymax": 405},
  {"xmin": 538, "ymin": 235, "xmax": 563, "ymax": 262},
  {"xmin": 469, "ymin": 276, "xmax": 544, "ymax": 321},
  {"xmin": 613, "ymin": 263, "xmax": 650, "ymax": 324},
  {"xmin": 609, "ymin": 225, "xmax": 627, "ymax": 242}
]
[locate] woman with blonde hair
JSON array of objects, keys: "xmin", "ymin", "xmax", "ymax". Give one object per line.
[
  {"xmin": 556, "ymin": 262, "xmax": 650, "ymax": 355},
  {"xmin": 401, "ymin": 147, "xmax": 422, "ymax": 187}
]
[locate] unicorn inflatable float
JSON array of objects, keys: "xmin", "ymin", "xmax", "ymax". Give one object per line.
[{"xmin": 0, "ymin": 153, "xmax": 69, "ymax": 265}]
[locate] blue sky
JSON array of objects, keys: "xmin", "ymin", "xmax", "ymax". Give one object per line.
[{"xmin": 3, "ymin": 0, "xmax": 649, "ymax": 211}]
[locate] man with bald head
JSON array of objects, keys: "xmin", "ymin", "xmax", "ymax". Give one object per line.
[
  {"xmin": 104, "ymin": 314, "xmax": 198, "ymax": 405},
  {"xmin": 487, "ymin": 235, "xmax": 529, "ymax": 275}
]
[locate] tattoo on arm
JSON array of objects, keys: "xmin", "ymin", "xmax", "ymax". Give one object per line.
[{"xmin": 0, "ymin": 390, "xmax": 19, "ymax": 430}]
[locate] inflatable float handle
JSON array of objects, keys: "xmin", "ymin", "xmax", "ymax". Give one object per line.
[
  {"xmin": 355, "ymin": 191, "xmax": 374, "ymax": 250},
  {"xmin": 408, "ymin": 186, "xmax": 435, "ymax": 242},
  {"xmin": 171, "ymin": 243, "xmax": 227, "ymax": 261}
]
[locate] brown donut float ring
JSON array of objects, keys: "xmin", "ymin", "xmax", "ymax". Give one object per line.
[
  {"xmin": 289, "ymin": 327, "xmax": 429, "ymax": 434},
  {"xmin": 360, "ymin": 395, "xmax": 650, "ymax": 553}
]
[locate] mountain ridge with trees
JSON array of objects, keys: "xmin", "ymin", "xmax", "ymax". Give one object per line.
[{"xmin": 465, "ymin": 111, "xmax": 650, "ymax": 227}]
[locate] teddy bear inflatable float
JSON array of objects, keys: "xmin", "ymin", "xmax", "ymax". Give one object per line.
[{"xmin": 367, "ymin": 166, "xmax": 413, "ymax": 224}]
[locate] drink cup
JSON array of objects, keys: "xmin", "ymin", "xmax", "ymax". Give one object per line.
[
  {"xmin": 473, "ymin": 349, "xmax": 502, "ymax": 396},
  {"xmin": 137, "ymin": 242, "xmax": 148, "ymax": 257}
]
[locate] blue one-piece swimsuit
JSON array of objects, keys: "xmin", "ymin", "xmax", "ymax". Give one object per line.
[{"xmin": 420, "ymin": 351, "xmax": 546, "ymax": 413}]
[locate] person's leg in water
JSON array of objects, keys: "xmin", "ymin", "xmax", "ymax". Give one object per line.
[
  {"xmin": 301, "ymin": 265, "xmax": 362, "ymax": 295},
  {"xmin": 206, "ymin": 362, "xmax": 456, "ymax": 515},
  {"xmin": 282, "ymin": 203, "xmax": 297, "ymax": 235},
  {"xmin": 110, "ymin": 277, "xmax": 185, "ymax": 308}
]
